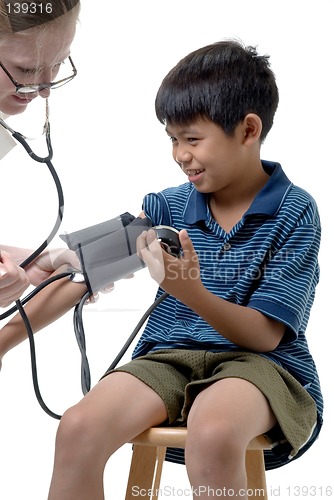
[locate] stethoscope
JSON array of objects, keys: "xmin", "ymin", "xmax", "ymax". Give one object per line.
[
  {"xmin": 0, "ymin": 109, "xmax": 169, "ymax": 419},
  {"xmin": 0, "ymin": 102, "xmax": 67, "ymax": 418},
  {"xmin": 0, "ymin": 100, "xmax": 63, "ymax": 268}
]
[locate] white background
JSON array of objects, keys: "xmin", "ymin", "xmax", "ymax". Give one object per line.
[{"xmin": 0, "ymin": 0, "xmax": 333, "ymax": 498}]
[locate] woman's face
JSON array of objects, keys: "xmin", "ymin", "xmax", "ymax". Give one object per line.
[{"xmin": 0, "ymin": 16, "xmax": 77, "ymax": 115}]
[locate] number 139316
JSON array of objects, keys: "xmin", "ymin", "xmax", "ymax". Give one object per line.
[
  {"xmin": 284, "ymin": 485, "xmax": 333, "ymax": 496},
  {"xmin": 6, "ymin": 3, "xmax": 53, "ymax": 14}
]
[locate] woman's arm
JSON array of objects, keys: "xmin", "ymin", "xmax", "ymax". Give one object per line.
[
  {"xmin": 0, "ymin": 265, "xmax": 87, "ymax": 361},
  {"xmin": 0, "ymin": 245, "xmax": 81, "ymax": 307}
]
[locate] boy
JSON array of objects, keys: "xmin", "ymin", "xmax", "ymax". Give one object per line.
[{"xmin": 2, "ymin": 39, "xmax": 323, "ymax": 499}]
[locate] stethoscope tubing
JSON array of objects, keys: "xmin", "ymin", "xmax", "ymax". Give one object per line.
[
  {"xmin": 11, "ymin": 127, "xmax": 53, "ymax": 163},
  {"xmin": 0, "ymin": 120, "xmax": 64, "ymax": 268},
  {"xmin": 0, "ymin": 118, "xmax": 66, "ymax": 418}
]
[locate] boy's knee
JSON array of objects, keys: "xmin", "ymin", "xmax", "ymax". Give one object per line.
[
  {"xmin": 56, "ymin": 405, "xmax": 89, "ymax": 449},
  {"xmin": 187, "ymin": 420, "xmax": 243, "ymax": 459},
  {"xmin": 185, "ymin": 421, "xmax": 247, "ymax": 482}
]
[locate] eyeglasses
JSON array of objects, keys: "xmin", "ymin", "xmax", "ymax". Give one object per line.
[{"xmin": 0, "ymin": 56, "xmax": 77, "ymax": 94}]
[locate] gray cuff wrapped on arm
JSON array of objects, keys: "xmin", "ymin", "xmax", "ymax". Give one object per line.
[{"xmin": 60, "ymin": 213, "xmax": 152, "ymax": 294}]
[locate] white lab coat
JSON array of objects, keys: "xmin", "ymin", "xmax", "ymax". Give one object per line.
[{"xmin": 0, "ymin": 112, "xmax": 16, "ymax": 160}]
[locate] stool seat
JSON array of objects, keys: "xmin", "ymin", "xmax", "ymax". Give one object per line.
[{"xmin": 126, "ymin": 427, "xmax": 272, "ymax": 499}]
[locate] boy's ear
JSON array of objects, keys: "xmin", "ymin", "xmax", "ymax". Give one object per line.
[{"xmin": 242, "ymin": 114, "xmax": 262, "ymax": 145}]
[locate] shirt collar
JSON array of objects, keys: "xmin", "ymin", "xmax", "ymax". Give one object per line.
[{"xmin": 184, "ymin": 160, "xmax": 292, "ymax": 224}]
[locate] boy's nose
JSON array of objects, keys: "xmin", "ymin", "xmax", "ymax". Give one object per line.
[{"xmin": 175, "ymin": 147, "xmax": 192, "ymax": 164}]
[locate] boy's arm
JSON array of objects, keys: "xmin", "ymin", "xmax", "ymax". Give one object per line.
[
  {"xmin": 0, "ymin": 265, "xmax": 87, "ymax": 360},
  {"xmin": 137, "ymin": 229, "xmax": 285, "ymax": 353}
]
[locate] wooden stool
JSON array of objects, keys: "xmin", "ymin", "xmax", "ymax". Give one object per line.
[{"xmin": 126, "ymin": 427, "xmax": 272, "ymax": 499}]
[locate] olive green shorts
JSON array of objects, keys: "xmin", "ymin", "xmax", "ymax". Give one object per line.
[{"xmin": 105, "ymin": 349, "xmax": 318, "ymax": 468}]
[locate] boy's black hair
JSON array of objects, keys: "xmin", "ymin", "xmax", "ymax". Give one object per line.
[{"xmin": 155, "ymin": 39, "xmax": 279, "ymax": 141}]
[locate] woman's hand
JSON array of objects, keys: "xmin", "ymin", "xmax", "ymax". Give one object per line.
[
  {"xmin": 24, "ymin": 248, "xmax": 80, "ymax": 285},
  {"xmin": 0, "ymin": 246, "xmax": 99, "ymax": 307},
  {"xmin": 26, "ymin": 249, "xmax": 116, "ymax": 304},
  {"xmin": 0, "ymin": 250, "xmax": 30, "ymax": 307}
]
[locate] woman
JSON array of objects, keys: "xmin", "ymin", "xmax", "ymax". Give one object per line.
[{"xmin": 0, "ymin": 0, "xmax": 81, "ymax": 308}]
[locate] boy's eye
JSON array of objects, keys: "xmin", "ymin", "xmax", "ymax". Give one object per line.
[{"xmin": 168, "ymin": 136, "xmax": 198, "ymax": 143}]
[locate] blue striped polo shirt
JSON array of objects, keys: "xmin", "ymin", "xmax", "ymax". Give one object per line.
[{"xmin": 132, "ymin": 160, "xmax": 323, "ymax": 420}]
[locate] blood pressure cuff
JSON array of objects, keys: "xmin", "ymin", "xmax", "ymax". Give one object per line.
[{"xmin": 60, "ymin": 213, "xmax": 152, "ymax": 293}]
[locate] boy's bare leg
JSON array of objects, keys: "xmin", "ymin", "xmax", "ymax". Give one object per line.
[
  {"xmin": 186, "ymin": 377, "xmax": 276, "ymax": 499},
  {"xmin": 0, "ymin": 265, "xmax": 87, "ymax": 364},
  {"xmin": 47, "ymin": 371, "xmax": 168, "ymax": 500}
]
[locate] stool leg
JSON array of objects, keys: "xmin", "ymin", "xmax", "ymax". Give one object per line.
[
  {"xmin": 151, "ymin": 447, "xmax": 166, "ymax": 500},
  {"xmin": 245, "ymin": 449, "xmax": 267, "ymax": 500},
  {"xmin": 125, "ymin": 445, "xmax": 166, "ymax": 500},
  {"xmin": 125, "ymin": 445, "xmax": 156, "ymax": 499}
]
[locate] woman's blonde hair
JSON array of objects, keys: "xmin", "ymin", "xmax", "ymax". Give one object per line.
[{"xmin": 0, "ymin": 0, "xmax": 80, "ymax": 37}]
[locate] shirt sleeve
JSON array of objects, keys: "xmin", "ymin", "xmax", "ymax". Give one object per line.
[
  {"xmin": 248, "ymin": 217, "xmax": 321, "ymax": 342},
  {"xmin": 142, "ymin": 192, "xmax": 167, "ymax": 226}
]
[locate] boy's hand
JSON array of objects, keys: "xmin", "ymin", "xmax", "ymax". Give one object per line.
[{"xmin": 137, "ymin": 229, "xmax": 202, "ymax": 299}]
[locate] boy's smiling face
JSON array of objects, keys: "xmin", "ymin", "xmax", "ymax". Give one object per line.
[{"xmin": 166, "ymin": 118, "xmax": 250, "ymax": 195}]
